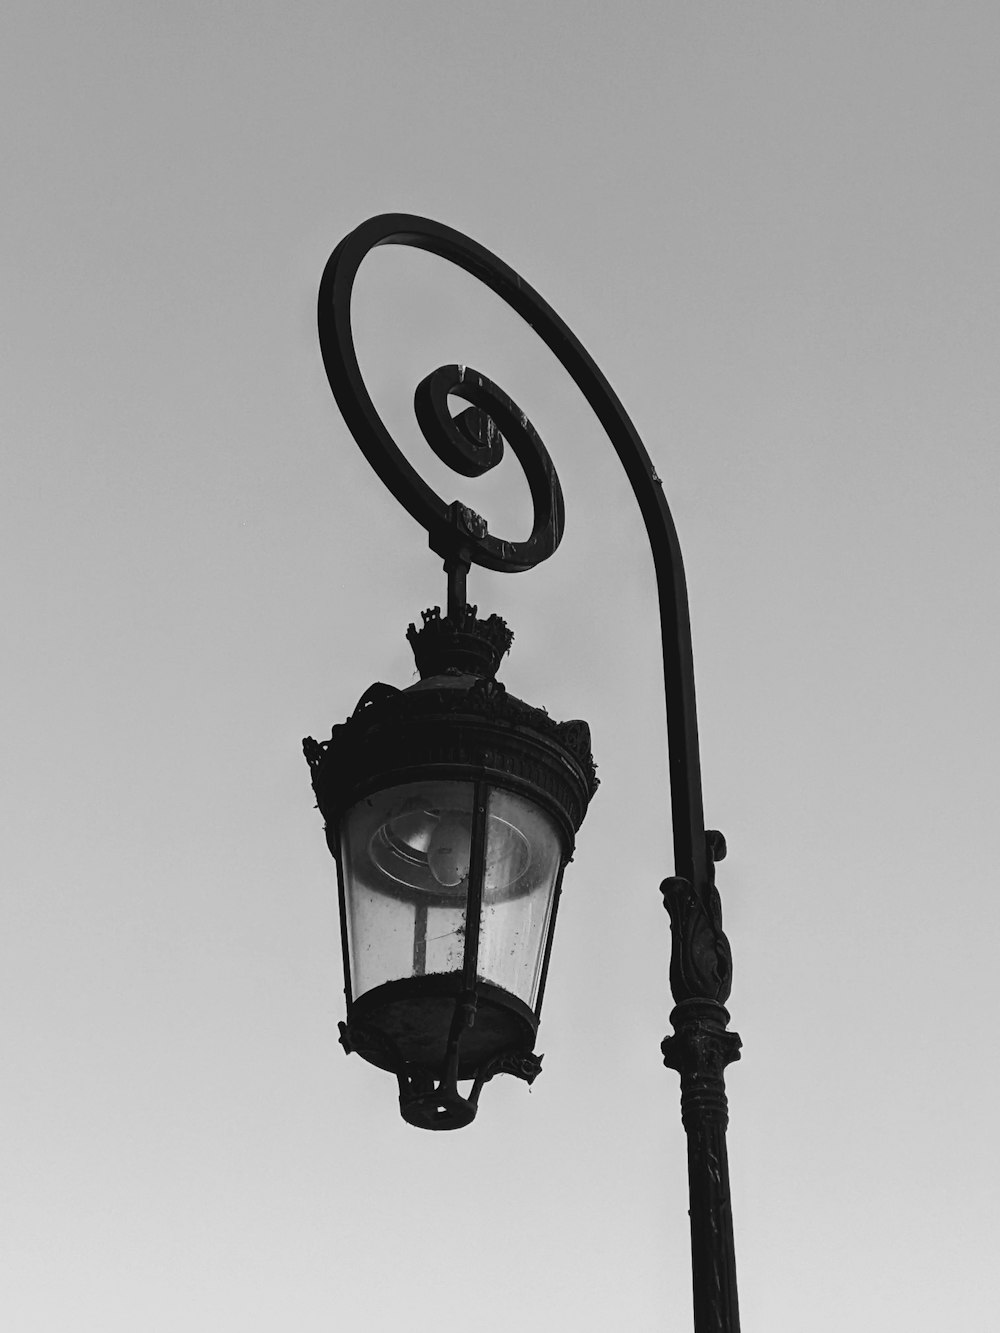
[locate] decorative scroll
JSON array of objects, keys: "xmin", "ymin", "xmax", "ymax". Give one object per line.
[
  {"xmin": 474, "ymin": 1049, "xmax": 543, "ymax": 1088},
  {"xmin": 413, "ymin": 364, "xmax": 564, "ymax": 569},
  {"xmin": 319, "ymin": 233, "xmax": 566, "ymax": 573}
]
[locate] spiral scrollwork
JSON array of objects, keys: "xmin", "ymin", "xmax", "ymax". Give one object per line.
[
  {"xmin": 318, "ymin": 218, "xmax": 572, "ymax": 574},
  {"xmin": 413, "ymin": 363, "xmax": 564, "ymax": 570},
  {"xmin": 318, "ymin": 212, "xmax": 709, "ymax": 891}
]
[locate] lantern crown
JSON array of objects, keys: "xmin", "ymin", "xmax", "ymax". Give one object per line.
[{"xmin": 406, "ymin": 604, "xmax": 513, "ymax": 680}]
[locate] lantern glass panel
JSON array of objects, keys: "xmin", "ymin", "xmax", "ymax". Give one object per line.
[
  {"xmin": 476, "ymin": 788, "xmax": 563, "ymax": 1009},
  {"xmin": 340, "ymin": 780, "xmax": 473, "ymax": 999}
]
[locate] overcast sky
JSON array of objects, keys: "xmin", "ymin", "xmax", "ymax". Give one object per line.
[{"xmin": 4, "ymin": 3, "xmax": 1000, "ymax": 1330}]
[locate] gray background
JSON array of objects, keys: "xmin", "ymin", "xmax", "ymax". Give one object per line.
[{"xmin": 4, "ymin": 3, "xmax": 998, "ymax": 1329}]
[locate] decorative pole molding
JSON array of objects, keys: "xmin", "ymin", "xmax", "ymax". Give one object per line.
[{"xmin": 661, "ymin": 830, "xmax": 741, "ymax": 1332}]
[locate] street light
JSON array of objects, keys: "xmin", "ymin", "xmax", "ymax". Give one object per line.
[{"xmin": 305, "ymin": 214, "xmax": 742, "ymax": 1332}]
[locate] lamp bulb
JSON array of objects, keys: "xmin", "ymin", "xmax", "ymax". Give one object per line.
[{"xmin": 426, "ymin": 814, "xmax": 472, "ymax": 888}]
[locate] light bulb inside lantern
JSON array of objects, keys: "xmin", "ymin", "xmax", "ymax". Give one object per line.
[{"xmin": 426, "ymin": 813, "xmax": 472, "ymax": 888}]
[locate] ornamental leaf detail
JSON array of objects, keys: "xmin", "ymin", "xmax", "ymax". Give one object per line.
[{"xmin": 660, "ymin": 832, "xmax": 732, "ymax": 1004}]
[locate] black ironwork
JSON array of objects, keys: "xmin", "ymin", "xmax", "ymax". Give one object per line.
[
  {"xmin": 661, "ymin": 830, "xmax": 741, "ymax": 1332},
  {"xmin": 315, "ymin": 213, "xmax": 742, "ymax": 1330}
]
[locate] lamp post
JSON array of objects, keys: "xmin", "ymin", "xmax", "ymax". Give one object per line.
[{"xmin": 305, "ymin": 214, "xmax": 742, "ymax": 1332}]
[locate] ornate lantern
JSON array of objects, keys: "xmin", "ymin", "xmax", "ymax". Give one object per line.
[{"xmin": 304, "ymin": 606, "xmax": 597, "ymax": 1129}]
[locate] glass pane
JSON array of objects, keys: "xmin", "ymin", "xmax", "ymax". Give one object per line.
[
  {"xmin": 340, "ymin": 781, "xmax": 474, "ymax": 999},
  {"xmin": 477, "ymin": 789, "xmax": 563, "ymax": 1009}
]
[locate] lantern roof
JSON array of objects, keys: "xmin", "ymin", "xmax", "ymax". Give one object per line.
[{"xmin": 303, "ymin": 606, "xmax": 598, "ymax": 853}]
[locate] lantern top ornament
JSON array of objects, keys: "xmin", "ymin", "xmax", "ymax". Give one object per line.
[{"xmin": 406, "ymin": 604, "xmax": 513, "ymax": 681}]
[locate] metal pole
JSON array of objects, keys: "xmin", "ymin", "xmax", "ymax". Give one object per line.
[{"xmin": 662, "ymin": 998, "xmax": 741, "ymax": 1333}]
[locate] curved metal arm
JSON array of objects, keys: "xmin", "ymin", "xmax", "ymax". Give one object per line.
[{"xmin": 317, "ymin": 212, "xmax": 707, "ymax": 892}]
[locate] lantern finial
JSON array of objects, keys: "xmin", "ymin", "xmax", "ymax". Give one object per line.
[{"xmin": 406, "ymin": 605, "xmax": 513, "ymax": 680}]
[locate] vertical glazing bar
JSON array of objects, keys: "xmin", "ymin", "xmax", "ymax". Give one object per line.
[
  {"xmin": 462, "ymin": 782, "xmax": 488, "ymax": 993},
  {"xmin": 412, "ymin": 900, "xmax": 428, "ymax": 977},
  {"xmin": 437, "ymin": 782, "xmax": 489, "ymax": 1098},
  {"xmin": 333, "ymin": 833, "xmax": 354, "ymax": 1009},
  {"xmin": 532, "ymin": 860, "xmax": 567, "ymax": 1017}
]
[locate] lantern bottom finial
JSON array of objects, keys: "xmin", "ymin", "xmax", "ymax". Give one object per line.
[
  {"xmin": 398, "ymin": 1080, "xmax": 479, "ymax": 1131},
  {"xmin": 338, "ymin": 979, "xmax": 544, "ymax": 1131}
]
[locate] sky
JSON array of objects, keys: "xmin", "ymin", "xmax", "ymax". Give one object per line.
[{"xmin": 3, "ymin": 3, "xmax": 1000, "ymax": 1330}]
